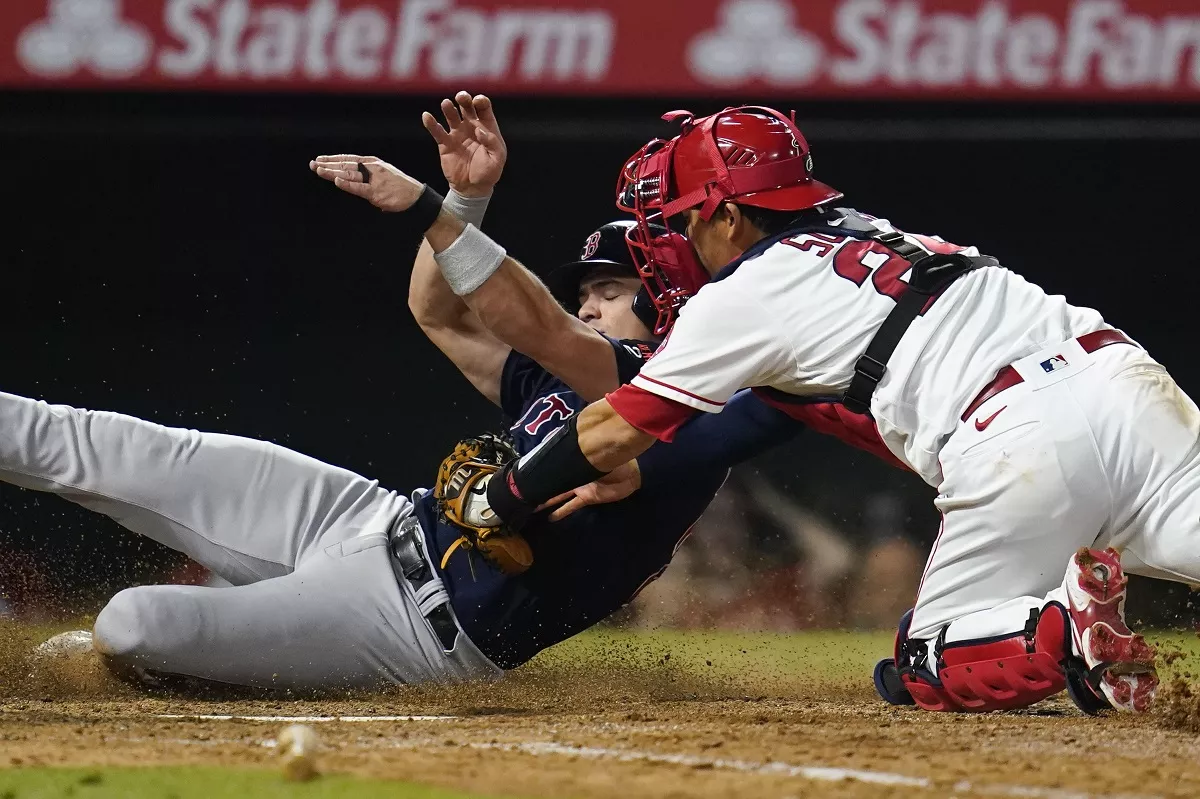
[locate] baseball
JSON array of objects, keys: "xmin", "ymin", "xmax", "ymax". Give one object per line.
[{"xmin": 276, "ymin": 724, "xmax": 321, "ymax": 782}]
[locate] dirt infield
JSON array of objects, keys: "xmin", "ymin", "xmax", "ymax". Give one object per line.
[{"xmin": 4, "ymin": 623, "xmax": 1200, "ymax": 799}]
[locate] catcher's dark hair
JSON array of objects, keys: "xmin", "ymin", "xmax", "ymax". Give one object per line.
[{"xmin": 735, "ymin": 204, "xmax": 828, "ymax": 236}]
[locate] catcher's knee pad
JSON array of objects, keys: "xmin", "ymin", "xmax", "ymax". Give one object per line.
[{"xmin": 876, "ymin": 603, "xmax": 1071, "ymax": 713}]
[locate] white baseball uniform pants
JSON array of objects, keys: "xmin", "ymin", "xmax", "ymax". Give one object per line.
[
  {"xmin": 0, "ymin": 390, "xmax": 501, "ymax": 690},
  {"xmin": 909, "ymin": 337, "xmax": 1200, "ymax": 651}
]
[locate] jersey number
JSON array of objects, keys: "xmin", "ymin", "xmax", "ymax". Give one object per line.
[{"xmin": 786, "ymin": 232, "xmax": 965, "ymax": 306}]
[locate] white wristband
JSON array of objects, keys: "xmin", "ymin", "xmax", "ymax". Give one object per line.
[
  {"xmin": 442, "ymin": 189, "xmax": 491, "ymax": 228},
  {"xmin": 434, "ymin": 224, "xmax": 506, "ymax": 296}
]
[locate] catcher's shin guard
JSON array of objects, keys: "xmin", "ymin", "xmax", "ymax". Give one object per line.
[{"xmin": 875, "ymin": 605, "xmax": 1074, "ymax": 712}]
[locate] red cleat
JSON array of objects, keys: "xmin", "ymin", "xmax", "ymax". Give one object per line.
[{"xmin": 1064, "ymin": 547, "xmax": 1158, "ymax": 712}]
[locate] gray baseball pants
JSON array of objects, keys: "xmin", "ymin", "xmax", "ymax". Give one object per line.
[{"xmin": 0, "ymin": 390, "xmax": 500, "ymax": 690}]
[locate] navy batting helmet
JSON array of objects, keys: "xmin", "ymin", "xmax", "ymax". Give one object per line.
[{"xmin": 540, "ymin": 220, "xmax": 664, "ymax": 333}]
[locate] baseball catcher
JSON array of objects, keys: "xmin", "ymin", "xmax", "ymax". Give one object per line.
[{"xmin": 398, "ymin": 104, "xmax": 1198, "ymax": 716}]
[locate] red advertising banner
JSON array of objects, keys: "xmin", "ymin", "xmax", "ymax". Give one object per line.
[{"xmin": 2, "ymin": 0, "xmax": 1199, "ymax": 99}]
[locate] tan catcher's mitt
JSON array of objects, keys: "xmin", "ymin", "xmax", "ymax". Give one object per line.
[{"xmin": 433, "ymin": 433, "xmax": 534, "ymax": 575}]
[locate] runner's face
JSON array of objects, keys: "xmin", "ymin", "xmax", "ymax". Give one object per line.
[{"xmin": 577, "ymin": 272, "xmax": 652, "ymax": 341}]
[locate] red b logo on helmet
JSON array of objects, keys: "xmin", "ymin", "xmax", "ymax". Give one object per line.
[{"xmin": 581, "ymin": 231, "xmax": 602, "ymax": 260}]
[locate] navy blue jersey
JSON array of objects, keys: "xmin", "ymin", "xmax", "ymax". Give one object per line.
[{"xmin": 417, "ymin": 337, "xmax": 802, "ymax": 669}]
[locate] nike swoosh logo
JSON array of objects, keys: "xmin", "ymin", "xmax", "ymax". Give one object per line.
[{"xmin": 974, "ymin": 406, "xmax": 1008, "ymax": 432}]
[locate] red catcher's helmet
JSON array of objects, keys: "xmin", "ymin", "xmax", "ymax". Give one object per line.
[{"xmin": 616, "ymin": 106, "xmax": 842, "ymax": 331}]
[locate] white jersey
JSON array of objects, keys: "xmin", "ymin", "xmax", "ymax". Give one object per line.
[{"xmin": 630, "ymin": 214, "xmax": 1109, "ymax": 485}]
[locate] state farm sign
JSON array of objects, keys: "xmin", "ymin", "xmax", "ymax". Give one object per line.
[
  {"xmin": 690, "ymin": 0, "xmax": 1200, "ymax": 91},
  {"xmin": 12, "ymin": 0, "xmax": 613, "ymax": 85},
  {"xmin": 153, "ymin": 0, "xmax": 611, "ymax": 82},
  {"xmin": 2, "ymin": 0, "xmax": 1199, "ymax": 98}
]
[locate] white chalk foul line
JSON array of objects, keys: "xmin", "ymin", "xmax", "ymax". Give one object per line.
[
  {"xmin": 470, "ymin": 741, "xmax": 925, "ymax": 787},
  {"xmin": 464, "ymin": 740, "xmax": 1162, "ymax": 799},
  {"xmin": 154, "ymin": 714, "xmax": 455, "ymax": 723}
]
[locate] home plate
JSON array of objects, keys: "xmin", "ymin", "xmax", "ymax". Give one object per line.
[{"xmin": 155, "ymin": 714, "xmax": 456, "ymax": 722}]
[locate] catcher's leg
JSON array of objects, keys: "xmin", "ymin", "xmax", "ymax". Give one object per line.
[
  {"xmin": 876, "ymin": 367, "xmax": 1156, "ymax": 713},
  {"xmin": 877, "ymin": 547, "xmax": 1156, "ymax": 713},
  {"xmin": 0, "ymin": 390, "xmax": 385, "ymax": 583},
  {"xmin": 1086, "ymin": 350, "xmax": 1200, "ymax": 595},
  {"xmin": 93, "ymin": 519, "xmax": 501, "ymax": 691}
]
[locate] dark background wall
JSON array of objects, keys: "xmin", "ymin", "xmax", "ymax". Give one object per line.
[{"xmin": 2, "ymin": 91, "xmax": 1198, "ymax": 621}]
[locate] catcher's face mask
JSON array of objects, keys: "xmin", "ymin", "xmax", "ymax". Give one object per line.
[{"xmin": 615, "ymin": 140, "xmax": 709, "ymax": 337}]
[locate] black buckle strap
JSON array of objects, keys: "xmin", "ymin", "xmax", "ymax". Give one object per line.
[
  {"xmin": 874, "ymin": 230, "xmax": 924, "ymax": 260},
  {"xmin": 854, "ymin": 355, "xmax": 887, "ymax": 384},
  {"xmin": 842, "ymin": 226, "xmax": 998, "ymax": 415},
  {"xmin": 389, "ymin": 516, "xmax": 460, "ymax": 653}
]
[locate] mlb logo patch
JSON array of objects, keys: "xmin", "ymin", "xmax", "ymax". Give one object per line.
[{"xmin": 1040, "ymin": 354, "xmax": 1069, "ymax": 373}]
